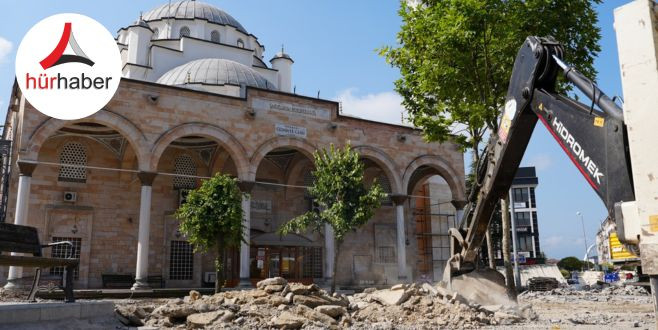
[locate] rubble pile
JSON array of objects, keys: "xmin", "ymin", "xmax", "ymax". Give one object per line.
[
  {"xmin": 115, "ymin": 277, "xmax": 532, "ymax": 329},
  {"xmin": 519, "ymin": 284, "xmax": 651, "ymax": 304}
]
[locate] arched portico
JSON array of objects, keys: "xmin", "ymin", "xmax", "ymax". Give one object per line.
[
  {"xmin": 247, "ymin": 137, "xmax": 317, "ymax": 181},
  {"xmin": 150, "ymin": 123, "xmax": 250, "ymax": 179},
  {"xmin": 402, "ymin": 155, "xmax": 465, "ymax": 201},
  {"xmin": 25, "ymin": 109, "xmax": 150, "ymax": 171},
  {"xmin": 353, "ymin": 145, "xmax": 403, "ymax": 195}
]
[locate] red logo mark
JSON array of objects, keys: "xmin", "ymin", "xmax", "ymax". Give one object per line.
[{"xmin": 40, "ymin": 22, "xmax": 94, "ymax": 70}]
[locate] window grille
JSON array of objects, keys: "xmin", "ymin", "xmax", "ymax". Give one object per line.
[
  {"xmin": 377, "ymin": 174, "xmax": 392, "ymax": 205},
  {"xmin": 173, "ymin": 154, "xmax": 197, "ymax": 189},
  {"xmin": 179, "ymin": 26, "xmax": 190, "ymax": 38},
  {"xmin": 302, "ymin": 247, "xmax": 323, "ymax": 278},
  {"xmin": 376, "ymin": 246, "xmax": 396, "ymax": 264},
  {"xmin": 169, "ymin": 240, "xmax": 194, "ymax": 280},
  {"xmin": 50, "ymin": 237, "xmax": 81, "ymax": 279},
  {"xmin": 58, "ymin": 142, "xmax": 87, "ymax": 183},
  {"xmin": 210, "ymin": 30, "xmax": 220, "ymax": 43},
  {"xmin": 530, "ymin": 187, "xmax": 536, "ymax": 208},
  {"xmin": 303, "ymin": 169, "xmax": 314, "ymax": 198}
]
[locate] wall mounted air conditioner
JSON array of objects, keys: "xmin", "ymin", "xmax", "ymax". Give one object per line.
[{"xmin": 63, "ymin": 191, "xmax": 77, "ymax": 203}]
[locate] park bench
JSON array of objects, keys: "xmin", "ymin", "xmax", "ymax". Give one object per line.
[{"xmin": 0, "ymin": 222, "xmax": 78, "ymax": 302}]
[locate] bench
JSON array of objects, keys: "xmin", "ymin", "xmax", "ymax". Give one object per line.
[
  {"xmin": 102, "ymin": 274, "xmax": 165, "ymax": 289},
  {"xmin": 0, "ymin": 223, "xmax": 78, "ymax": 302}
]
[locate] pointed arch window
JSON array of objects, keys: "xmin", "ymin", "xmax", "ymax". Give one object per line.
[
  {"xmin": 210, "ymin": 30, "xmax": 220, "ymax": 43},
  {"xmin": 179, "ymin": 26, "xmax": 190, "ymax": 38},
  {"xmin": 173, "ymin": 154, "xmax": 197, "ymax": 189},
  {"xmin": 58, "ymin": 142, "xmax": 87, "ymax": 183}
]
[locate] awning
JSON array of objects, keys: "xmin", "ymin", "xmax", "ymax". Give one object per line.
[{"xmin": 251, "ymin": 232, "xmax": 321, "ymax": 247}]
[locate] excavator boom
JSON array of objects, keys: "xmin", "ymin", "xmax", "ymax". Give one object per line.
[{"xmin": 447, "ymin": 36, "xmax": 635, "ymax": 277}]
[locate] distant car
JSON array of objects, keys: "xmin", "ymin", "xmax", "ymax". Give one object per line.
[{"xmin": 567, "ymin": 278, "xmax": 579, "ymax": 285}]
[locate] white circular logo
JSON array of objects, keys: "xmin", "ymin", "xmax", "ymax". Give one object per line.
[{"xmin": 15, "ymin": 13, "xmax": 121, "ymax": 120}]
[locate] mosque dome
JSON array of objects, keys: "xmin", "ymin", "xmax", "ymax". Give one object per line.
[
  {"xmin": 156, "ymin": 58, "xmax": 277, "ymax": 90},
  {"xmin": 142, "ymin": 0, "xmax": 248, "ymax": 34}
]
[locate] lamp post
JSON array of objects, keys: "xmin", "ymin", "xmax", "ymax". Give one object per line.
[{"xmin": 577, "ymin": 211, "xmax": 589, "ymax": 270}]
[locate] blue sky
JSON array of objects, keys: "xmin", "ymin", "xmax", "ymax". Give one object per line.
[{"xmin": 0, "ymin": 1, "xmax": 634, "ymax": 259}]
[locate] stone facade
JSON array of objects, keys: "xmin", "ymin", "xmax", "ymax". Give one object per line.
[{"xmin": 0, "ymin": 78, "xmax": 465, "ymax": 289}]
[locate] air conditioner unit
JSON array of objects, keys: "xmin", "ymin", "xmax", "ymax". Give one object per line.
[
  {"xmin": 204, "ymin": 272, "xmax": 216, "ymax": 283},
  {"xmin": 178, "ymin": 189, "xmax": 190, "ymax": 207},
  {"xmin": 63, "ymin": 191, "xmax": 77, "ymax": 202}
]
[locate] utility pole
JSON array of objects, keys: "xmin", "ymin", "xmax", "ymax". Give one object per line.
[{"xmin": 577, "ymin": 211, "xmax": 589, "ymax": 270}]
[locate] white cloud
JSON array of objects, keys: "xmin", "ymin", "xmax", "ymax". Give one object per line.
[
  {"xmin": 335, "ymin": 88, "xmax": 409, "ymax": 126},
  {"xmin": 0, "ymin": 37, "xmax": 12, "ymax": 63}
]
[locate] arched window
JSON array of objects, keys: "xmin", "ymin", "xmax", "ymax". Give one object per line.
[
  {"xmin": 151, "ymin": 28, "xmax": 159, "ymax": 40},
  {"xmin": 237, "ymin": 39, "xmax": 244, "ymax": 48},
  {"xmin": 173, "ymin": 154, "xmax": 197, "ymax": 189},
  {"xmin": 377, "ymin": 174, "xmax": 393, "ymax": 205},
  {"xmin": 58, "ymin": 142, "xmax": 87, "ymax": 183},
  {"xmin": 179, "ymin": 26, "xmax": 190, "ymax": 38},
  {"xmin": 210, "ymin": 30, "xmax": 220, "ymax": 43}
]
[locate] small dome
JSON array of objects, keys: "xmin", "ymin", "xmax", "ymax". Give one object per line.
[
  {"xmin": 270, "ymin": 47, "xmax": 294, "ymax": 63},
  {"xmin": 157, "ymin": 58, "xmax": 277, "ymax": 90},
  {"xmin": 142, "ymin": 0, "xmax": 248, "ymax": 35}
]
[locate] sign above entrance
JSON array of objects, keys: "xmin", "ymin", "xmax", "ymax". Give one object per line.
[
  {"xmin": 275, "ymin": 123, "xmax": 307, "ymax": 138},
  {"xmin": 252, "ymin": 98, "xmax": 331, "ymax": 120}
]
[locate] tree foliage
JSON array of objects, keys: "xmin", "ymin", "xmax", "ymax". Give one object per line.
[
  {"xmin": 279, "ymin": 144, "xmax": 386, "ymax": 292},
  {"xmin": 176, "ymin": 173, "xmax": 244, "ymax": 293},
  {"xmin": 558, "ymin": 256, "xmax": 585, "ymax": 272},
  {"xmin": 380, "ymin": 0, "xmax": 602, "ymax": 157}
]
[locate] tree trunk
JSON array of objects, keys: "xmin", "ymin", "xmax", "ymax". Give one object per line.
[
  {"xmin": 215, "ymin": 236, "xmax": 225, "ymax": 294},
  {"xmin": 331, "ymin": 241, "xmax": 340, "ymax": 294},
  {"xmin": 486, "ymin": 228, "xmax": 495, "ymax": 269},
  {"xmin": 501, "ymin": 196, "xmax": 517, "ymax": 301}
]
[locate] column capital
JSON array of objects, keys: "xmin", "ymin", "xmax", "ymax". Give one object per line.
[
  {"xmin": 238, "ymin": 181, "xmax": 255, "ymax": 193},
  {"xmin": 137, "ymin": 171, "xmax": 158, "ymax": 186},
  {"xmin": 390, "ymin": 194, "xmax": 408, "ymax": 206},
  {"xmin": 451, "ymin": 199, "xmax": 468, "ymax": 210},
  {"xmin": 17, "ymin": 161, "xmax": 37, "ymax": 177}
]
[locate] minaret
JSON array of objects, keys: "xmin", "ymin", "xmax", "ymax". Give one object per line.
[{"xmin": 270, "ymin": 46, "xmax": 294, "ymax": 93}]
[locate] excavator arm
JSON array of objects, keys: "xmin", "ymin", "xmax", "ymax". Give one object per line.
[{"xmin": 447, "ymin": 36, "xmax": 635, "ymax": 277}]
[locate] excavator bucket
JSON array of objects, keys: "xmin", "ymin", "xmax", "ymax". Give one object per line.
[{"xmin": 442, "ymin": 263, "xmax": 516, "ymax": 307}]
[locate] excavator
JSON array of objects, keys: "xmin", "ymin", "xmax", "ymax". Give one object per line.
[{"xmin": 443, "ymin": 0, "xmax": 658, "ymax": 319}]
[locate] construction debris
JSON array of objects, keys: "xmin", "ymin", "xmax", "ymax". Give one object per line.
[
  {"xmin": 527, "ymin": 277, "xmax": 559, "ymax": 291},
  {"xmin": 114, "ymin": 277, "xmax": 530, "ymax": 329}
]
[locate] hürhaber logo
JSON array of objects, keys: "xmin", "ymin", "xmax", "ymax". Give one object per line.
[{"xmin": 15, "ymin": 13, "xmax": 122, "ymax": 120}]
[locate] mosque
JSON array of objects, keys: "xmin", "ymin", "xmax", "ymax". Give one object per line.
[{"xmin": 0, "ymin": 0, "xmax": 465, "ymax": 290}]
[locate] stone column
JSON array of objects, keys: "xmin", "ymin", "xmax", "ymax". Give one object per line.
[
  {"xmin": 4, "ymin": 161, "xmax": 37, "ymax": 290},
  {"xmin": 238, "ymin": 181, "xmax": 255, "ymax": 287},
  {"xmin": 391, "ymin": 194, "xmax": 408, "ymax": 281},
  {"xmin": 451, "ymin": 200, "xmax": 468, "ymax": 224},
  {"xmin": 324, "ymin": 224, "xmax": 335, "ymax": 283},
  {"xmin": 132, "ymin": 172, "xmax": 157, "ymax": 290}
]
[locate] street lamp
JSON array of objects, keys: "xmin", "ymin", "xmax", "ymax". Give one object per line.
[{"xmin": 577, "ymin": 211, "xmax": 589, "ymax": 270}]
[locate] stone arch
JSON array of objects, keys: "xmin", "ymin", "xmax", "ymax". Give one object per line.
[
  {"xmin": 248, "ymin": 137, "xmax": 317, "ymax": 181},
  {"xmin": 353, "ymin": 145, "xmax": 403, "ymax": 194},
  {"xmin": 26, "ymin": 109, "xmax": 150, "ymax": 171},
  {"xmin": 150, "ymin": 123, "xmax": 250, "ymax": 180},
  {"xmin": 402, "ymin": 155, "xmax": 465, "ymax": 201}
]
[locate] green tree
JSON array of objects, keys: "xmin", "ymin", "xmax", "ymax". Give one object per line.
[
  {"xmin": 558, "ymin": 256, "xmax": 584, "ymax": 272},
  {"xmin": 176, "ymin": 173, "xmax": 244, "ymax": 293},
  {"xmin": 380, "ymin": 0, "xmax": 601, "ymax": 164},
  {"xmin": 278, "ymin": 144, "xmax": 386, "ymax": 293}
]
